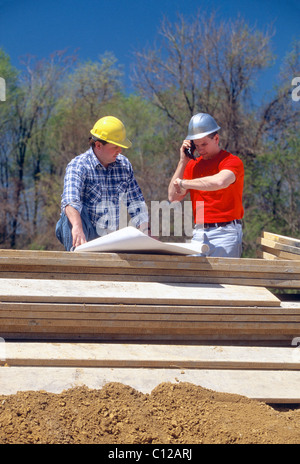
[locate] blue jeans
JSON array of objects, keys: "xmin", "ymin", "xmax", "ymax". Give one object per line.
[
  {"xmin": 191, "ymin": 222, "xmax": 243, "ymax": 257},
  {"xmin": 55, "ymin": 207, "xmax": 99, "ymax": 251}
]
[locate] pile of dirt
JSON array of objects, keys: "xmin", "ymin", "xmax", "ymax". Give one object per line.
[{"xmin": 0, "ymin": 382, "xmax": 300, "ymax": 444}]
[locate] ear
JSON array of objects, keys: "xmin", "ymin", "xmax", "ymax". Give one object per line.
[{"xmin": 95, "ymin": 140, "xmax": 103, "ymax": 150}]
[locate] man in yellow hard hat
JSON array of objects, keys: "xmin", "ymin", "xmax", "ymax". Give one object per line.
[{"xmin": 55, "ymin": 116, "xmax": 149, "ymax": 251}]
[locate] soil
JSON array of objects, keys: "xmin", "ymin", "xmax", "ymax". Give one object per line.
[{"xmin": 0, "ymin": 381, "xmax": 299, "ymax": 444}]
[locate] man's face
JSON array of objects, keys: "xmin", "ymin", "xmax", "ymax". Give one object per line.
[
  {"xmin": 194, "ymin": 134, "xmax": 220, "ymax": 160},
  {"xmin": 95, "ymin": 142, "xmax": 122, "ymax": 166}
]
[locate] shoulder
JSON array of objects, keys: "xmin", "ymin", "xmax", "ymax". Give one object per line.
[
  {"xmin": 67, "ymin": 149, "xmax": 97, "ymax": 171},
  {"xmin": 218, "ymin": 151, "xmax": 244, "ymax": 181},
  {"xmin": 220, "ymin": 150, "xmax": 243, "ymax": 164},
  {"xmin": 219, "ymin": 150, "xmax": 244, "ymax": 170}
]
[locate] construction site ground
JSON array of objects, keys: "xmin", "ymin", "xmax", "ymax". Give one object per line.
[
  {"xmin": 0, "ymin": 378, "xmax": 300, "ymax": 444},
  {"xmin": 1, "ymin": 233, "xmax": 300, "ymax": 445}
]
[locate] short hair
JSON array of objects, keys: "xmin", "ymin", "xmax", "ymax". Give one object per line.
[
  {"xmin": 89, "ymin": 136, "xmax": 108, "ymax": 148},
  {"xmin": 207, "ymin": 131, "xmax": 219, "ymax": 139}
]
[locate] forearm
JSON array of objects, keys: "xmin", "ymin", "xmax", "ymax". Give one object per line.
[
  {"xmin": 180, "ymin": 176, "xmax": 225, "ymax": 191},
  {"xmin": 177, "ymin": 170, "xmax": 236, "ymax": 193},
  {"xmin": 168, "ymin": 159, "xmax": 189, "ymax": 202},
  {"xmin": 65, "ymin": 205, "xmax": 82, "ymax": 227},
  {"xmin": 65, "ymin": 205, "xmax": 87, "ymax": 247}
]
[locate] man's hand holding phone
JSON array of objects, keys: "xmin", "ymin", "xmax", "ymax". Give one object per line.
[{"xmin": 184, "ymin": 140, "xmax": 196, "ymax": 159}]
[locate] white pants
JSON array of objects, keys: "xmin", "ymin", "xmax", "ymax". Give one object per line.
[{"xmin": 191, "ymin": 222, "xmax": 243, "ymax": 257}]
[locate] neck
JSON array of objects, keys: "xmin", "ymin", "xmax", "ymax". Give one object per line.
[{"xmin": 93, "ymin": 147, "xmax": 109, "ymax": 168}]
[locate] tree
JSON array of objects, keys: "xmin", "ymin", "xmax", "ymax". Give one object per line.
[
  {"xmin": 0, "ymin": 50, "xmax": 74, "ymax": 247},
  {"xmin": 132, "ymin": 13, "xmax": 274, "ymax": 157},
  {"xmin": 34, "ymin": 53, "xmax": 126, "ymax": 249},
  {"xmin": 132, "ymin": 13, "xmax": 300, "ymax": 253}
]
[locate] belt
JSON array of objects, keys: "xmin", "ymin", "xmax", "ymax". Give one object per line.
[{"xmin": 201, "ymin": 219, "xmax": 242, "ymax": 229}]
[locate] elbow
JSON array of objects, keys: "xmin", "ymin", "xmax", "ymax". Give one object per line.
[
  {"xmin": 168, "ymin": 193, "xmax": 176, "ymax": 203},
  {"xmin": 168, "ymin": 192, "xmax": 184, "ymax": 203},
  {"xmin": 168, "ymin": 189, "xmax": 182, "ymax": 203},
  {"xmin": 168, "ymin": 186, "xmax": 176, "ymax": 203},
  {"xmin": 216, "ymin": 180, "xmax": 228, "ymax": 190}
]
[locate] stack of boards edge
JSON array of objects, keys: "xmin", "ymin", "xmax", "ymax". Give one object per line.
[
  {"xmin": 0, "ymin": 237, "xmax": 299, "ymax": 342},
  {"xmin": 1, "ymin": 246, "xmax": 300, "ymax": 288},
  {"xmin": 258, "ymin": 231, "xmax": 300, "ymax": 261}
]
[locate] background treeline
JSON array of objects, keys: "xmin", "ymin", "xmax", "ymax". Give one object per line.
[{"xmin": 0, "ymin": 13, "xmax": 299, "ymax": 256}]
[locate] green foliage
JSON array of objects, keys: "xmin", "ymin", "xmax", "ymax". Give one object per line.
[
  {"xmin": 0, "ymin": 12, "xmax": 299, "ymax": 252},
  {"xmin": 242, "ymin": 132, "xmax": 300, "ymax": 256}
]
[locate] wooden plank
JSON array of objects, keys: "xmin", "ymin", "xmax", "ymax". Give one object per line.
[
  {"xmin": 2, "ymin": 310, "xmax": 300, "ymax": 322},
  {"xmin": 1, "ymin": 249, "xmax": 300, "ymax": 273},
  {"xmin": 261, "ymin": 245, "xmax": 300, "ymax": 260},
  {"xmin": 259, "ymin": 237, "xmax": 300, "ymax": 256},
  {"xmin": 0, "ymin": 279, "xmax": 280, "ymax": 306},
  {"xmin": 0, "ymin": 332, "xmax": 293, "ymax": 343},
  {"xmin": 1, "ymin": 301, "xmax": 298, "ymax": 314},
  {"xmin": 2, "ymin": 271, "xmax": 300, "ymax": 289},
  {"xmin": 1, "ymin": 366, "xmax": 300, "ymax": 402},
  {"xmin": 2, "ymin": 273, "xmax": 300, "ymax": 289},
  {"xmin": 1, "ymin": 265, "xmax": 300, "ymax": 280},
  {"xmin": 263, "ymin": 231, "xmax": 300, "ymax": 249},
  {"xmin": 0, "ymin": 301, "xmax": 299, "ymax": 321},
  {"xmin": 2, "ymin": 343, "xmax": 300, "ymax": 370},
  {"xmin": 1, "ymin": 319, "xmax": 298, "ymax": 335},
  {"xmin": 257, "ymin": 251, "xmax": 281, "ymax": 260},
  {"xmin": 0, "ymin": 250, "xmax": 300, "ymax": 287}
]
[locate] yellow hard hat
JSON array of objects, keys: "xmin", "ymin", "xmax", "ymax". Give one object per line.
[{"xmin": 90, "ymin": 116, "xmax": 132, "ymax": 149}]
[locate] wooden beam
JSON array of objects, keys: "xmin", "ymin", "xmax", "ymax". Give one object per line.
[
  {"xmin": 0, "ymin": 301, "xmax": 298, "ymax": 314},
  {"xmin": 2, "ymin": 342, "xmax": 300, "ymax": 370},
  {"xmin": 259, "ymin": 237, "xmax": 300, "ymax": 257},
  {"xmin": 1, "ymin": 366, "xmax": 300, "ymax": 402},
  {"xmin": 0, "ymin": 279, "xmax": 280, "ymax": 306},
  {"xmin": 263, "ymin": 231, "xmax": 300, "ymax": 248},
  {"xmin": 1, "ymin": 248, "xmax": 300, "ymax": 271}
]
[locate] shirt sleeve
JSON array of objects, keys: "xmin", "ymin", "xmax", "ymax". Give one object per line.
[
  {"xmin": 220, "ymin": 155, "xmax": 244, "ymax": 180},
  {"xmin": 61, "ymin": 160, "xmax": 85, "ymax": 214}
]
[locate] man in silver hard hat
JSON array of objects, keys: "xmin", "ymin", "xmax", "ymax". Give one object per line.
[{"xmin": 168, "ymin": 113, "xmax": 244, "ymax": 257}]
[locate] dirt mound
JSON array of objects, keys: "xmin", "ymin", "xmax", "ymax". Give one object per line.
[{"xmin": 0, "ymin": 382, "xmax": 299, "ymax": 444}]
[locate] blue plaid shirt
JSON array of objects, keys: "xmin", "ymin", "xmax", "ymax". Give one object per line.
[{"xmin": 61, "ymin": 148, "xmax": 148, "ymax": 232}]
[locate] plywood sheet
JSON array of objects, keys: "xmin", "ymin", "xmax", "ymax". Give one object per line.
[
  {"xmin": 263, "ymin": 231, "xmax": 300, "ymax": 249},
  {"xmin": 3, "ymin": 342, "xmax": 300, "ymax": 370},
  {"xmin": 1, "ymin": 366, "xmax": 300, "ymax": 402},
  {"xmin": 0, "ymin": 278, "xmax": 280, "ymax": 306}
]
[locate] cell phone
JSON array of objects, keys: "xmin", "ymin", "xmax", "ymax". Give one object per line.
[{"xmin": 184, "ymin": 140, "xmax": 196, "ymax": 159}]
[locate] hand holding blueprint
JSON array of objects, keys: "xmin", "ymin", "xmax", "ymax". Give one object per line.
[{"xmin": 74, "ymin": 226, "xmax": 209, "ymax": 255}]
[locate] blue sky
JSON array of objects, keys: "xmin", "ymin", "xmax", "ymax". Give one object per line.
[{"xmin": 0, "ymin": 0, "xmax": 299, "ymax": 101}]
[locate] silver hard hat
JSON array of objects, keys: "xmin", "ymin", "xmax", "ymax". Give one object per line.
[{"xmin": 186, "ymin": 113, "xmax": 221, "ymax": 140}]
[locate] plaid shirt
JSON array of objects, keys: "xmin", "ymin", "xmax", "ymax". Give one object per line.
[{"xmin": 61, "ymin": 148, "xmax": 148, "ymax": 232}]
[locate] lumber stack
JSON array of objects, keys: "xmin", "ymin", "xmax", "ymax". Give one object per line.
[
  {"xmin": 1, "ymin": 245, "xmax": 300, "ymax": 402},
  {"xmin": 0, "ymin": 248, "xmax": 299, "ymax": 342},
  {"xmin": 1, "ymin": 247, "xmax": 300, "ymax": 288},
  {"xmin": 0, "ymin": 245, "xmax": 299, "ymax": 342},
  {"xmin": 1, "ymin": 277, "xmax": 293, "ymax": 342},
  {"xmin": 2, "ymin": 342, "xmax": 300, "ymax": 402},
  {"xmin": 258, "ymin": 231, "xmax": 300, "ymax": 261}
]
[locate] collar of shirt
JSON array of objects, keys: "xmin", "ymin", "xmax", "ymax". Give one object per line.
[{"xmin": 88, "ymin": 147, "xmax": 121, "ymax": 171}]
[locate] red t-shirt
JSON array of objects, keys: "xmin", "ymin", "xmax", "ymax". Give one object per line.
[{"xmin": 183, "ymin": 150, "xmax": 244, "ymax": 223}]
